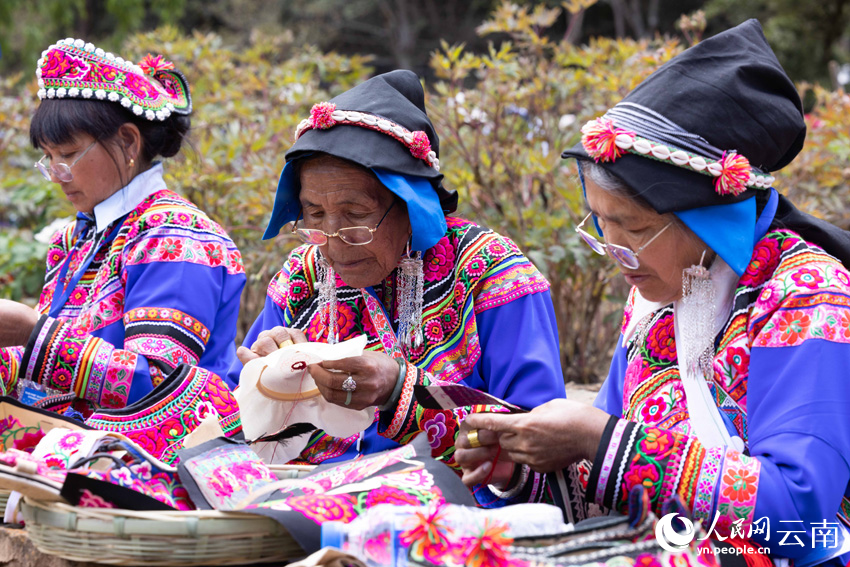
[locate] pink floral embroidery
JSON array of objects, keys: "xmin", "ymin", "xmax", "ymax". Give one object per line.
[
  {"xmin": 424, "ymin": 320, "xmax": 444, "ymax": 342},
  {"xmin": 646, "ymin": 314, "xmax": 676, "ymax": 361},
  {"xmin": 440, "ymin": 306, "xmax": 459, "ymax": 331},
  {"xmin": 740, "ymin": 238, "xmax": 780, "ymax": 288},
  {"xmin": 622, "ymin": 463, "xmax": 660, "ymax": 499},
  {"xmin": 57, "ymin": 431, "xmax": 84, "ymax": 451},
  {"xmin": 78, "ymin": 488, "xmax": 115, "ymax": 509},
  {"xmin": 464, "ymin": 258, "xmax": 487, "ymax": 279},
  {"xmin": 286, "ymin": 494, "xmax": 356, "ymax": 524},
  {"xmin": 791, "ymin": 268, "xmax": 825, "ymax": 290},
  {"xmin": 640, "ymin": 397, "xmax": 667, "ymax": 423},
  {"xmin": 724, "ymin": 347, "xmax": 749, "ymax": 375},
  {"xmin": 424, "ymin": 238, "xmax": 455, "ymax": 282}
]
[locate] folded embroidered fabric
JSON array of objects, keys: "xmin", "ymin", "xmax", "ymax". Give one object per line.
[
  {"xmin": 0, "ymin": 396, "xmax": 91, "ymax": 454},
  {"xmin": 237, "ymin": 434, "xmax": 474, "ymax": 554},
  {"xmin": 86, "ymin": 364, "xmax": 242, "ymax": 466},
  {"xmin": 236, "ymin": 335, "xmax": 374, "ymax": 464},
  {"xmin": 177, "ymin": 436, "xmax": 277, "ymax": 511},
  {"xmin": 62, "ymin": 446, "xmax": 193, "ymax": 511}
]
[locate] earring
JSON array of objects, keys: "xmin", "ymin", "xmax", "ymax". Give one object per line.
[
  {"xmin": 128, "ymin": 158, "xmax": 135, "ymax": 168},
  {"xmin": 397, "ymin": 242, "xmax": 424, "ymax": 349},
  {"xmin": 679, "ymin": 250, "xmax": 716, "ymax": 378},
  {"xmin": 316, "ymin": 254, "xmax": 338, "ymax": 345}
]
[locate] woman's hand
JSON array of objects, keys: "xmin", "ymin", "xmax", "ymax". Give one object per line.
[
  {"xmin": 308, "ymin": 351, "xmax": 400, "ymax": 410},
  {"xmin": 236, "ymin": 326, "xmax": 308, "ymax": 365},
  {"xmin": 456, "ymin": 399, "xmax": 611, "ymax": 476},
  {"xmin": 0, "ymin": 300, "xmax": 39, "ymax": 348},
  {"xmin": 455, "ymin": 418, "xmax": 517, "ymax": 488}
]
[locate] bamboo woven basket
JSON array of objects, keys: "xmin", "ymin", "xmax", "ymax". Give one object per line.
[{"xmin": 20, "ymin": 498, "xmax": 305, "ymax": 566}]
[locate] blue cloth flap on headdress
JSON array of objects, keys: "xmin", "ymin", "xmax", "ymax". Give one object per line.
[
  {"xmin": 674, "ymin": 196, "xmax": 756, "ymax": 277},
  {"xmin": 263, "ymin": 161, "xmax": 446, "ymax": 252},
  {"xmin": 263, "ymin": 160, "xmax": 300, "ymax": 240},
  {"xmin": 372, "ymin": 168, "xmax": 446, "ymax": 252}
]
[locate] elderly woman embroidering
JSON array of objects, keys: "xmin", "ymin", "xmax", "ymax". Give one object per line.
[
  {"xmin": 232, "ymin": 70, "xmax": 566, "ymax": 475},
  {"xmin": 0, "ymin": 39, "xmax": 246, "ymax": 412},
  {"xmin": 455, "ymin": 20, "xmax": 850, "ymax": 565}
]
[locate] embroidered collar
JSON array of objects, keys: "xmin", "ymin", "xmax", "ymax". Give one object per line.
[{"xmin": 92, "ymin": 162, "xmax": 166, "ymax": 233}]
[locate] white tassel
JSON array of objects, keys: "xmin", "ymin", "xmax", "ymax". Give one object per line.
[
  {"xmin": 316, "ymin": 256, "xmax": 338, "ymax": 344},
  {"xmin": 397, "ymin": 248, "xmax": 424, "ymax": 349},
  {"xmin": 679, "ymin": 250, "xmax": 716, "ymax": 378}
]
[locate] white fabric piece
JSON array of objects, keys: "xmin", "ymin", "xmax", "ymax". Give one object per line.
[{"xmin": 236, "ymin": 335, "xmax": 375, "ymax": 464}]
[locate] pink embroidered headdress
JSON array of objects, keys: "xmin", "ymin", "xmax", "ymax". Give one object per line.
[{"xmin": 36, "ymin": 38, "xmax": 192, "ymax": 121}]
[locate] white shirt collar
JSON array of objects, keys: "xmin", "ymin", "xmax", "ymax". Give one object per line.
[{"xmin": 92, "ymin": 162, "xmax": 167, "ymax": 233}]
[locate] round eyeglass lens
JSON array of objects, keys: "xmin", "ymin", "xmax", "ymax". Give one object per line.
[
  {"xmin": 295, "ymin": 229, "xmax": 328, "ymax": 246},
  {"xmin": 609, "ymin": 247, "xmax": 640, "ymax": 270},
  {"xmin": 337, "ymin": 228, "xmax": 373, "ymax": 245},
  {"xmin": 579, "ymin": 231, "xmax": 607, "ymax": 255}
]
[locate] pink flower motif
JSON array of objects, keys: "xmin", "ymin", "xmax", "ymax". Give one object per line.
[
  {"xmin": 423, "ymin": 238, "xmax": 455, "ymax": 282},
  {"xmin": 310, "ymin": 102, "xmax": 337, "ymax": 129},
  {"xmin": 581, "ymin": 118, "xmax": 629, "ymax": 162},
  {"xmin": 622, "ymin": 463, "xmax": 660, "ymax": 499},
  {"xmin": 645, "ymin": 314, "xmax": 676, "ymax": 362},
  {"xmin": 715, "ymin": 152, "xmax": 751, "ymax": 196},
  {"xmin": 440, "ymin": 306, "xmax": 459, "ymax": 331},
  {"xmin": 740, "ymin": 238, "xmax": 780, "ymax": 287},
  {"xmin": 424, "ymin": 413, "xmax": 448, "ymax": 449},
  {"xmin": 725, "ymin": 347, "xmax": 749, "ymax": 375},
  {"xmin": 453, "ymin": 281, "xmax": 467, "ymax": 302},
  {"xmin": 174, "ymin": 212, "xmax": 193, "ymax": 226},
  {"xmin": 464, "ymin": 257, "xmax": 487, "ymax": 279},
  {"xmin": 12, "ymin": 430, "xmax": 46, "ymax": 453},
  {"xmin": 424, "ymin": 320, "xmax": 444, "ymax": 342},
  {"xmin": 640, "ymin": 397, "xmax": 667, "ymax": 423},
  {"xmin": 57, "ymin": 431, "xmax": 84, "ymax": 451},
  {"xmin": 486, "ymin": 241, "xmax": 509, "ymax": 258},
  {"xmin": 288, "ymin": 281, "xmax": 310, "ymax": 303},
  {"xmin": 78, "ymin": 488, "xmax": 115, "ymax": 509},
  {"xmin": 409, "ymin": 131, "xmax": 432, "ymax": 160},
  {"xmin": 835, "ymin": 270, "xmax": 850, "ymax": 288},
  {"xmin": 791, "ymin": 267, "xmax": 825, "ymax": 290},
  {"xmin": 755, "ymin": 281, "xmax": 782, "ymax": 312}
]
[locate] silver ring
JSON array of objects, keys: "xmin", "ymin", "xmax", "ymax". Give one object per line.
[
  {"xmin": 344, "ymin": 391, "xmax": 353, "ymax": 406},
  {"xmin": 341, "ymin": 375, "xmax": 357, "ymax": 392}
]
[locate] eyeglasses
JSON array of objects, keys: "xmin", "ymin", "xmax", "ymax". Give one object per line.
[
  {"xmin": 34, "ymin": 141, "xmax": 97, "ymax": 183},
  {"xmin": 292, "ymin": 201, "xmax": 396, "ymax": 246},
  {"xmin": 575, "ymin": 212, "xmax": 672, "ymax": 270}
]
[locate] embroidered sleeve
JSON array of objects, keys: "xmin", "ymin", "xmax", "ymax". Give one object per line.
[
  {"xmin": 588, "ymin": 419, "xmax": 759, "ymax": 536},
  {"xmin": 0, "ymin": 347, "xmax": 23, "ymax": 395},
  {"xmin": 18, "ymin": 200, "xmax": 245, "ymax": 409}
]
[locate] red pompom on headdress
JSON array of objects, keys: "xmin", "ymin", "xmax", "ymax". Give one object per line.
[
  {"xmin": 581, "ymin": 117, "xmax": 629, "ymax": 163},
  {"xmin": 715, "ymin": 152, "xmax": 751, "ymax": 196},
  {"xmin": 409, "ymin": 131, "xmax": 432, "ymax": 160},
  {"xmin": 310, "ymin": 102, "xmax": 337, "ymax": 130},
  {"xmin": 139, "ymin": 54, "xmax": 175, "ymax": 76}
]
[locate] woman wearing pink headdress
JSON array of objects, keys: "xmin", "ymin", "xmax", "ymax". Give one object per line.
[{"xmin": 0, "ymin": 39, "xmax": 245, "ymax": 414}]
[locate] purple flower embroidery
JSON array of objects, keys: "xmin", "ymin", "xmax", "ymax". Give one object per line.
[{"xmin": 424, "ymin": 413, "xmax": 448, "ymax": 449}]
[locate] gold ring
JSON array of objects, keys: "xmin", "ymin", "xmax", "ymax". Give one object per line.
[
  {"xmin": 467, "ymin": 429, "xmax": 482, "ymax": 449},
  {"xmin": 277, "ymin": 339, "xmax": 295, "ymax": 348}
]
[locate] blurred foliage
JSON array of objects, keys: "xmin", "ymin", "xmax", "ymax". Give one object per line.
[
  {"xmin": 1, "ymin": 3, "xmax": 849, "ymax": 383},
  {"xmin": 703, "ymin": 0, "xmax": 850, "ymax": 84}
]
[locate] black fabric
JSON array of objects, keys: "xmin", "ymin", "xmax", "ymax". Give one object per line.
[
  {"xmin": 562, "ymin": 19, "xmax": 806, "ymax": 214},
  {"xmin": 285, "ymin": 69, "xmax": 458, "ymax": 213}
]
